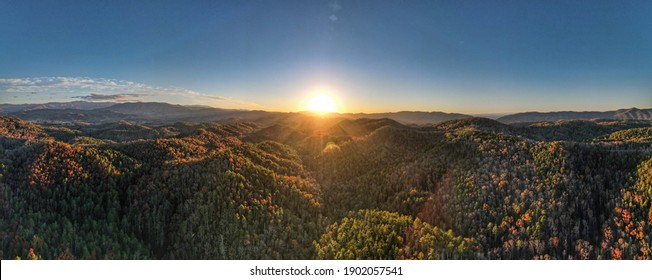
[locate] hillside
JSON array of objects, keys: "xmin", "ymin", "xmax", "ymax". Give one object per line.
[{"xmin": 1, "ymin": 114, "xmax": 651, "ymax": 260}]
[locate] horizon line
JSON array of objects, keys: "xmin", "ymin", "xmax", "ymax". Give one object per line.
[{"xmin": 0, "ymin": 100, "xmax": 648, "ymax": 116}]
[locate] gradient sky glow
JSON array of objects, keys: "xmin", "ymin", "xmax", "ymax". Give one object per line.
[{"xmin": 1, "ymin": 0, "xmax": 651, "ymax": 113}]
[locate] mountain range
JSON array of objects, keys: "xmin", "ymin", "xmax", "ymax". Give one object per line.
[
  {"xmin": 1, "ymin": 101, "xmax": 650, "ymax": 125},
  {"xmin": 496, "ymin": 108, "xmax": 652, "ymax": 124}
]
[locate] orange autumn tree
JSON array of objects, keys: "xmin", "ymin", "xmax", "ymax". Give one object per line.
[{"xmin": 602, "ymin": 157, "xmax": 652, "ymax": 260}]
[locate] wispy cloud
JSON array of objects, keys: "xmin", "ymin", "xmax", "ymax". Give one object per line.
[
  {"xmin": 74, "ymin": 93, "xmax": 145, "ymax": 101},
  {"xmin": 0, "ymin": 77, "xmax": 261, "ymax": 109},
  {"xmin": 0, "ymin": 77, "xmax": 202, "ymax": 96}
]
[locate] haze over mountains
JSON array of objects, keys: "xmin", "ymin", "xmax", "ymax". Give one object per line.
[{"xmin": 1, "ymin": 101, "xmax": 650, "ymax": 125}]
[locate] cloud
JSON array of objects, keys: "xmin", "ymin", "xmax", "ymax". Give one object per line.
[
  {"xmin": 329, "ymin": 0, "xmax": 341, "ymax": 21},
  {"xmin": 204, "ymin": 95, "xmax": 226, "ymax": 100},
  {"xmin": 0, "ymin": 78, "xmax": 40, "ymax": 86},
  {"xmin": 74, "ymin": 93, "xmax": 144, "ymax": 101},
  {"xmin": 0, "ymin": 77, "xmax": 261, "ymax": 108},
  {"xmin": 0, "ymin": 77, "xmax": 200, "ymax": 96}
]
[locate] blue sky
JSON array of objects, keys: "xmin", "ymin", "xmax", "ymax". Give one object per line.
[{"xmin": 1, "ymin": 0, "xmax": 651, "ymax": 113}]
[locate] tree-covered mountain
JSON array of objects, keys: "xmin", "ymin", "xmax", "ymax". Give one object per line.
[
  {"xmin": 1, "ymin": 112, "xmax": 650, "ymax": 260},
  {"xmin": 497, "ymin": 108, "xmax": 652, "ymax": 124}
]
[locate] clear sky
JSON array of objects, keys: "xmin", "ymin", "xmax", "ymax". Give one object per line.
[{"xmin": 1, "ymin": 0, "xmax": 651, "ymax": 114}]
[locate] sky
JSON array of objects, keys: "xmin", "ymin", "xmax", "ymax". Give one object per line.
[{"xmin": 1, "ymin": 0, "xmax": 651, "ymax": 114}]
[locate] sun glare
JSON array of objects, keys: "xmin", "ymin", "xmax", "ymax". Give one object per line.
[{"xmin": 307, "ymin": 94, "xmax": 338, "ymax": 113}]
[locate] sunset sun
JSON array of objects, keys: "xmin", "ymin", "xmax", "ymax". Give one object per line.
[{"xmin": 306, "ymin": 94, "xmax": 338, "ymax": 113}]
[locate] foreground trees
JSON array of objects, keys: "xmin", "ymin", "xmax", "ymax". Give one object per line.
[{"xmin": 314, "ymin": 209, "xmax": 476, "ymax": 260}]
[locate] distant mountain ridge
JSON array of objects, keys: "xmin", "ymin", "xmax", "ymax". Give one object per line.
[
  {"xmin": 0, "ymin": 101, "xmax": 474, "ymax": 124},
  {"xmin": 1, "ymin": 101, "xmax": 650, "ymax": 125},
  {"xmin": 339, "ymin": 111, "xmax": 472, "ymax": 125},
  {"xmin": 0, "ymin": 101, "xmax": 115, "ymax": 113},
  {"xmin": 497, "ymin": 108, "xmax": 652, "ymax": 124}
]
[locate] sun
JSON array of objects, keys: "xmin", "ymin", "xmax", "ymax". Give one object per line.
[{"xmin": 307, "ymin": 94, "xmax": 338, "ymax": 113}]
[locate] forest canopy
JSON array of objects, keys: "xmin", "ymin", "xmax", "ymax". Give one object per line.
[{"xmin": 1, "ymin": 115, "xmax": 650, "ymax": 259}]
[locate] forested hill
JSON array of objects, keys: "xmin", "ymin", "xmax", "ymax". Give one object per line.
[
  {"xmin": 497, "ymin": 108, "xmax": 652, "ymax": 124},
  {"xmin": 1, "ymin": 115, "xmax": 651, "ymax": 260}
]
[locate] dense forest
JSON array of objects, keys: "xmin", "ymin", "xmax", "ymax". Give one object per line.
[{"xmin": 0, "ymin": 114, "xmax": 650, "ymax": 259}]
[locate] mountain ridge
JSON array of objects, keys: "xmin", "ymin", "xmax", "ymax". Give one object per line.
[
  {"xmin": 2, "ymin": 101, "xmax": 650, "ymax": 125},
  {"xmin": 497, "ymin": 108, "xmax": 652, "ymax": 124}
]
